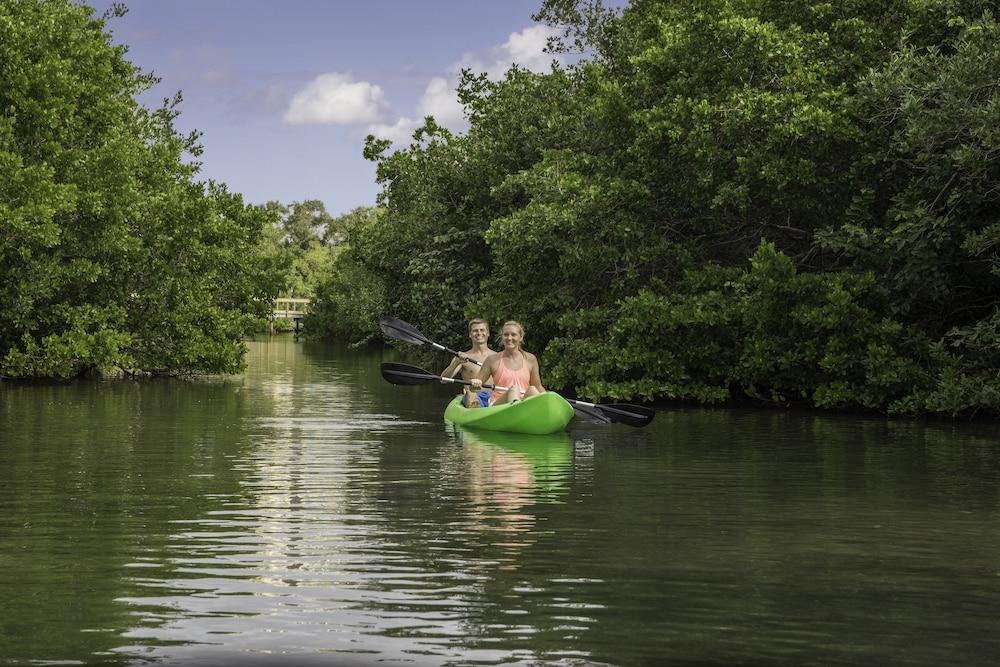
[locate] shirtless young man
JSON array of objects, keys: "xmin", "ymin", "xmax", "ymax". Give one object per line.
[
  {"xmin": 469, "ymin": 320, "xmax": 544, "ymax": 406},
  {"xmin": 441, "ymin": 318, "xmax": 494, "ymax": 408}
]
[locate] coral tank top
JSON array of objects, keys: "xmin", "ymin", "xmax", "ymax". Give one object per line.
[{"xmin": 490, "ymin": 354, "xmax": 532, "ymax": 403}]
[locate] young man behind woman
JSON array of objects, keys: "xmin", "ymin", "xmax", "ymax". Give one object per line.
[{"xmin": 441, "ymin": 318, "xmax": 494, "ymax": 408}]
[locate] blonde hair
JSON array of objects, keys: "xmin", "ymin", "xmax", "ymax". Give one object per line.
[
  {"xmin": 468, "ymin": 318, "xmax": 489, "ymax": 334},
  {"xmin": 498, "ymin": 320, "xmax": 526, "ymax": 348}
]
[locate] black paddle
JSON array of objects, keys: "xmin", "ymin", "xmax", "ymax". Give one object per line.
[
  {"xmin": 380, "ymin": 362, "xmax": 612, "ymax": 424},
  {"xmin": 379, "ymin": 316, "xmax": 468, "ymax": 358},
  {"xmin": 381, "ymin": 362, "xmax": 502, "ymax": 390},
  {"xmin": 378, "ymin": 316, "xmax": 655, "ymax": 427}
]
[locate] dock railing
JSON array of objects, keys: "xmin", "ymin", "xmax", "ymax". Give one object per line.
[{"xmin": 271, "ymin": 297, "xmax": 311, "ymax": 333}]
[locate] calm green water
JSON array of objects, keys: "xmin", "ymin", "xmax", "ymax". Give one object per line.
[{"xmin": 2, "ymin": 337, "xmax": 1000, "ymax": 666}]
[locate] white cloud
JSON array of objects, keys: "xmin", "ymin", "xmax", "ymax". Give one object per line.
[
  {"xmin": 201, "ymin": 63, "xmax": 237, "ymax": 84},
  {"xmin": 369, "ymin": 76, "xmax": 467, "ymax": 145},
  {"xmin": 499, "ymin": 25, "xmax": 560, "ymax": 74},
  {"xmin": 284, "ymin": 73, "xmax": 396, "ymax": 125},
  {"xmin": 354, "ymin": 25, "xmax": 563, "ymax": 146},
  {"xmin": 456, "ymin": 24, "xmax": 562, "ymax": 80},
  {"xmin": 367, "ymin": 117, "xmax": 422, "ymax": 144},
  {"xmin": 416, "ymin": 76, "xmax": 465, "ymax": 126}
]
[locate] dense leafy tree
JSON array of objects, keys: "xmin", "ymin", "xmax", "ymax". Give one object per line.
[
  {"xmin": 0, "ymin": 0, "xmax": 282, "ymax": 377},
  {"xmin": 309, "ymin": 0, "xmax": 1000, "ymax": 416},
  {"xmin": 306, "ymin": 206, "xmax": 387, "ymax": 344},
  {"xmin": 261, "ymin": 199, "xmax": 336, "ymax": 299},
  {"xmin": 359, "ymin": 120, "xmax": 495, "ymax": 349},
  {"xmin": 819, "ymin": 9, "xmax": 1000, "ymax": 413}
]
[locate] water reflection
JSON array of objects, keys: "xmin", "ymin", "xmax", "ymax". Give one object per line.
[
  {"xmin": 4, "ymin": 338, "xmax": 1000, "ymax": 665},
  {"xmin": 446, "ymin": 424, "xmax": 573, "ymax": 508},
  {"xmin": 111, "ymin": 344, "xmax": 463, "ymax": 664},
  {"xmin": 103, "ymin": 343, "xmax": 589, "ymax": 665}
]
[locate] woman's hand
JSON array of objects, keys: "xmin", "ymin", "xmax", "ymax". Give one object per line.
[{"xmin": 470, "ymin": 378, "xmax": 482, "ymax": 390}]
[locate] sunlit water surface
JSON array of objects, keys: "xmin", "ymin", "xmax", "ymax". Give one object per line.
[{"xmin": 2, "ymin": 337, "xmax": 999, "ymax": 666}]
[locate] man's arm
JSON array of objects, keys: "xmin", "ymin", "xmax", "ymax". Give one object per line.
[{"xmin": 441, "ymin": 356, "xmax": 464, "ymax": 380}]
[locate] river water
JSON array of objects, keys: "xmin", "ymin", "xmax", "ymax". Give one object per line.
[{"xmin": 1, "ymin": 337, "xmax": 999, "ymax": 666}]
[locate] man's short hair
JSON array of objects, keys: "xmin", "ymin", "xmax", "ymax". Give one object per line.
[{"xmin": 468, "ymin": 318, "xmax": 489, "ymax": 334}]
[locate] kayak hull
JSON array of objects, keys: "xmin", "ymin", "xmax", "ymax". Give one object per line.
[{"xmin": 443, "ymin": 392, "xmax": 574, "ymax": 434}]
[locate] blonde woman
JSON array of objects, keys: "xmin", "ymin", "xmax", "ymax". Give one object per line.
[{"xmin": 469, "ymin": 321, "xmax": 544, "ymax": 406}]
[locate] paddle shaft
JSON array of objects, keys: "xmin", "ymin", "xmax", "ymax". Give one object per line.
[
  {"xmin": 568, "ymin": 399, "xmax": 646, "ymax": 421},
  {"xmin": 431, "ymin": 341, "xmax": 465, "ymax": 358},
  {"xmin": 389, "ymin": 367, "xmax": 508, "ymax": 392},
  {"xmin": 445, "ymin": 376, "xmax": 507, "ymax": 392}
]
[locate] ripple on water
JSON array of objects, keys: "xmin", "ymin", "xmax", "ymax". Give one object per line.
[{"xmin": 6, "ymin": 339, "xmax": 1000, "ymax": 665}]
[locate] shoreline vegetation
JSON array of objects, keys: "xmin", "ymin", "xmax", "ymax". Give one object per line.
[{"xmin": 2, "ymin": 1, "xmax": 998, "ymax": 417}]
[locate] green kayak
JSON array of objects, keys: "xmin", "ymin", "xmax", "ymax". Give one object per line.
[{"xmin": 443, "ymin": 392, "xmax": 574, "ymax": 434}]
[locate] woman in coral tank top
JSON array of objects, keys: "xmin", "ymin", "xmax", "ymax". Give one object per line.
[{"xmin": 468, "ymin": 321, "xmax": 545, "ymax": 406}]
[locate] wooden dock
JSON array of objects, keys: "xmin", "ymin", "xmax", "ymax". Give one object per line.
[{"xmin": 271, "ymin": 297, "xmax": 311, "ymax": 334}]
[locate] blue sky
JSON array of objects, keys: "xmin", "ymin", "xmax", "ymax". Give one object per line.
[{"xmin": 89, "ymin": 0, "xmax": 570, "ymax": 217}]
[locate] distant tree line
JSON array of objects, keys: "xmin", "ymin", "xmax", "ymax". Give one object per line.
[
  {"xmin": 306, "ymin": 0, "xmax": 1000, "ymax": 416},
  {"xmin": 259, "ymin": 200, "xmax": 372, "ymax": 334}
]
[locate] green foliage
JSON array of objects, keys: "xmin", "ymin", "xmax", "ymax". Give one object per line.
[
  {"xmin": 471, "ymin": 149, "xmax": 662, "ymax": 345},
  {"xmin": 734, "ymin": 242, "xmax": 927, "ymax": 410},
  {"xmin": 314, "ymin": 0, "xmax": 1000, "ymax": 416},
  {"xmin": 813, "ymin": 7, "xmax": 1000, "ymax": 414},
  {"xmin": 532, "ymin": 0, "xmax": 621, "ymax": 56},
  {"xmin": 307, "ymin": 254, "xmax": 386, "ymax": 345},
  {"xmin": 547, "ymin": 243, "xmax": 931, "ymax": 410},
  {"xmin": 305, "ymin": 207, "xmax": 387, "ymax": 345},
  {"xmin": 547, "ymin": 263, "xmax": 740, "ymax": 402},
  {"xmin": 357, "ymin": 119, "xmax": 495, "ymax": 350},
  {"xmin": 902, "ymin": 308, "xmax": 1000, "ymax": 416},
  {"xmin": 270, "ymin": 317, "xmax": 295, "ymax": 333},
  {"xmin": 616, "ymin": 0, "xmax": 896, "ymax": 267},
  {"xmin": 259, "ymin": 199, "xmax": 335, "ymax": 299},
  {"xmin": 0, "ymin": 0, "xmax": 282, "ymax": 378},
  {"xmin": 820, "ymin": 11, "xmax": 1000, "ymax": 323}
]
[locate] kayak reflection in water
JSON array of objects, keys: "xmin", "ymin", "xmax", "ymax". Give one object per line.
[
  {"xmin": 469, "ymin": 320, "xmax": 545, "ymax": 407},
  {"xmin": 440, "ymin": 318, "xmax": 494, "ymax": 408}
]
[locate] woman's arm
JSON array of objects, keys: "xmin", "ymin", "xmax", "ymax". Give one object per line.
[
  {"xmin": 527, "ymin": 353, "xmax": 544, "ymax": 392},
  {"xmin": 470, "ymin": 354, "xmax": 497, "ymax": 388}
]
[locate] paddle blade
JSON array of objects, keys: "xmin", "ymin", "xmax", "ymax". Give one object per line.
[
  {"xmin": 598, "ymin": 403, "xmax": 655, "ymax": 428},
  {"xmin": 379, "ymin": 316, "xmax": 430, "ymax": 346},
  {"xmin": 572, "ymin": 403, "xmax": 612, "ymax": 425},
  {"xmin": 380, "ymin": 362, "xmax": 438, "ymax": 386}
]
